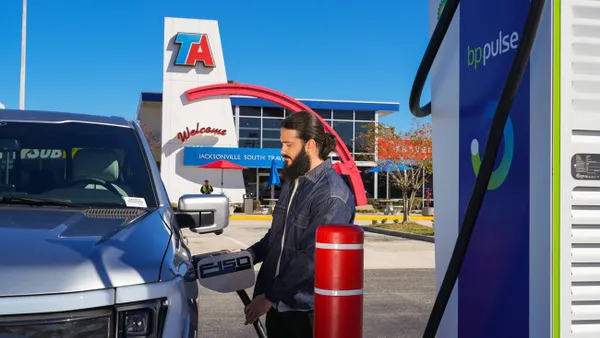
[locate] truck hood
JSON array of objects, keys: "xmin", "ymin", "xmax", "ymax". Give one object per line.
[{"xmin": 0, "ymin": 206, "xmax": 171, "ymax": 297}]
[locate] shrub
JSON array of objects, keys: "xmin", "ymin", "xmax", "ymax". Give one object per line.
[{"xmin": 412, "ymin": 197, "xmax": 422, "ymax": 210}]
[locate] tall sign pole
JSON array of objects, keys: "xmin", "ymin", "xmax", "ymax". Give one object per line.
[{"xmin": 19, "ymin": 0, "xmax": 27, "ymax": 110}]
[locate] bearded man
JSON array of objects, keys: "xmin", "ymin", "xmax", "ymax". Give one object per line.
[{"xmin": 238, "ymin": 111, "xmax": 356, "ymax": 338}]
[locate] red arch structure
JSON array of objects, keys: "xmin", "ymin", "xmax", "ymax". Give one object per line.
[{"xmin": 184, "ymin": 83, "xmax": 368, "ymax": 206}]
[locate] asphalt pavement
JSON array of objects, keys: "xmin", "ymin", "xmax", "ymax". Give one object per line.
[{"xmin": 184, "ymin": 220, "xmax": 436, "ymax": 338}]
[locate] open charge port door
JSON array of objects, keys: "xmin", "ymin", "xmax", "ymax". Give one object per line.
[{"xmin": 192, "ymin": 250, "xmax": 267, "ymax": 338}]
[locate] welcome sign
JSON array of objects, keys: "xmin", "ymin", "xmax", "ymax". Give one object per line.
[{"xmin": 183, "ymin": 147, "xmax": 285, "ymax": 168}]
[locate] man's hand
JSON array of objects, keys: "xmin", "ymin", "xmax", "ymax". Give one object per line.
[
  {"xmin": 227, "ymin": 248, "xmax": 257, "ymax": 264},
  {"xmin": 244, "ymin": 294, "xmax": 272, "ymax": 325}
]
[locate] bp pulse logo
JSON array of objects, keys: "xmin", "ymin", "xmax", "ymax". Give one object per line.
[
  {"xmin": 467, "ymin": 31, "xmax": 520, "ymax": 69},
  {"xmin": 470, "ymin": 100, "xmax": 514, "ymax": 190},
  {"xmin": 173, "ymin": 32, "xmax": 216, "ymax": 68}
]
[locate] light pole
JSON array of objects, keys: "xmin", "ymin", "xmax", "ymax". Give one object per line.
[{"xmin": 19, "ymin": 0, "xmax": 27, "ymax": 110}]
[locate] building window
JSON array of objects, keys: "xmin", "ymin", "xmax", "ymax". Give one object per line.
[
  {"xmin": 239, "ymin": 117, "xmax": 260, "ymax": 130},
  {"xmin": 354, "ymin": 153, "xmax": 375, "ymax": 161},
  {"xmin": 262, "ymin": 118, "xmax": 283, "ymax": 130},
  {"xmin": 262, "ymin": 140, "xmax": 281, "ymax": 149},
  {"xmin": 314, "ymin": 109, "xmax": 331, "ymax": 119},
  {"xmin": 333, "ymin": 109, "xmax": 353, "ymax": 120},
  {"xmin": 263, "ymin": 107, "xmax": 284, "ymax": 118},
  {"xmin": 239, "ymin": 117, "xmax": 260, "ymax": 148},
  {"xmin": 360, "ymin": 170, "xmax": 375, "ymax": 198},
  {"xmin": 262, "ymin": 118, "xmax": 282, "ymax": 144},
  {"xmin": 239, "ymin": 139, "xmax": 260, "ymax": 148},
  {"xmin": 355, "ymin": 110, "xmax": 376, "ymax": 121},
  {"xmin": 243, "ymin": 168, "xmax": 258, "ymax": 197},
  {"xmin": 262, "ymin": 130, "xmax": 280, "ymax": 140},
  {"xmin": 239, "ymin": 128, "xmax": 260, "ymax": 139},
  {"xmin": 332, "ymin": 121, "xmax": 354, "ymax": 153},
  {"xmin": 240, "ymin": 106, "xmax": 261, "ymax": 117},
  {"xmin": 354, "ymin": 121, "xmax": 372, "ymax": 153}
]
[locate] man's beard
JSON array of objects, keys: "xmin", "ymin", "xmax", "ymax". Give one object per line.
[{"xmin": 281, "ymin": 148, "xmax": 311, "ymax": 181}]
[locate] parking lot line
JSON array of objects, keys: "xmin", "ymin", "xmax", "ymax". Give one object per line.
[{"xmin": 222, "ymin": 235, "xmax": 249, "ymax": 249}]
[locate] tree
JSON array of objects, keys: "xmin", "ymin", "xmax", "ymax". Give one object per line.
[
  {"xmin": 138, "ymin": 120, "xmax": 161, "ymax": 151},
  {"xmin": 354, "ymin": 118, "xmax": 432, "ymax": 222}
]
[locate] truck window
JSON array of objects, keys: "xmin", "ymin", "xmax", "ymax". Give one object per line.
[{"xmin": 0, "ymin": 121, "xmax": 158, "ymax": 208}]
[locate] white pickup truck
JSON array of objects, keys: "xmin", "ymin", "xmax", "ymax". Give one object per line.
[{"xmin": 0, "ymin": 109, "xmax": 231, "ymax": 337}]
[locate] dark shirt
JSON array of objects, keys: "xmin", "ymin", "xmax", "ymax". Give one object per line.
[{"xmin": 248, "ymin": 159, "xmax": 356, "ymax": 312}]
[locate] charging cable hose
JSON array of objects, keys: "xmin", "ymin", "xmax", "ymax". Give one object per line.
[{"xmin": 408, "ymin": 0, "xmax": 547, "ymax": 336}]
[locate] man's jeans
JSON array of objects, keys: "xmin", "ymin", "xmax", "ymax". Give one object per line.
[{"xmin": 266, "ymin": 308, "xmax": 314, "ymax": 338}]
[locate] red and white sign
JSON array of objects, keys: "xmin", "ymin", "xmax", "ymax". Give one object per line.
[
  {"xmin": 177, "ymin": 123, "xmax": 227, "ymax": 143},
  {"xmin": 174, "ymin": 33, "xmax": 216, "ymax": 67},
  {"xmin": 161, "ymin": 18, "xmax": 242, "ymax": 204}
]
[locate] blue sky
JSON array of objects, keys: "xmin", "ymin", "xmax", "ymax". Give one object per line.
[{"xmin": 0, "ymin": 0, "xmax": 432, "ymax": 130}]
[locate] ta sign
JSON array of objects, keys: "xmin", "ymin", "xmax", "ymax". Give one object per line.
[{"xmin": 174, "ymin": 33, "xmax": 216, "ymax": 68}]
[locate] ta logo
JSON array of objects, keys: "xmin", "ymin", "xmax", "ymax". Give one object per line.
[
  {"xmin": 470, "ymin": 100, "xmax": 514, "ymax": 190},
  {"xmin": 174, "ymin": 33, "xmax": 216, "ymax": 68}
]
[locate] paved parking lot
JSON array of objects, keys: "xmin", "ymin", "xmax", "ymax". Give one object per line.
[
  {"xmin": 185, "ymin": 220, "xmax": 435, "ymax": 270},
  {"xmin": 185, "ymin": 220, "xmax": 436, "ymax": 338}
]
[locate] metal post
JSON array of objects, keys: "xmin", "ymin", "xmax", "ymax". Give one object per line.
[
  {"xmin": 19, "ymin": 0, "xmax": 27, "ymax": 110},
  {"xmin": 373, "ymin": 172, "xmax": 378, "ymax": 199},
  {"xmin": 386, "ymin": 172, "xmax": 390, "ymax": 199},
  {"xmin": 314, "ymin": 224, "xmax": 364, "ymax": 338},
  {"xmin": 422, "ymin": 170, "xmax": 425, "ymax": 208}
]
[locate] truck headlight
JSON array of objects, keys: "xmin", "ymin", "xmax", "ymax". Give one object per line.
[{"xmin": 117, "ymin": 299, "xmax": 167, "ymax": 337}]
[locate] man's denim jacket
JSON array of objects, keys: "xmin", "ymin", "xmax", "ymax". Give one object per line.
[{"xmin": 248, "ymin": 159, "xmax": 356, "ymax": 311}]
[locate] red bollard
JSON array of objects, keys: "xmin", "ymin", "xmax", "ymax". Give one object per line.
[{"xmin": 314, "ymin": 224, "xmax": 364, "ymax": 338}]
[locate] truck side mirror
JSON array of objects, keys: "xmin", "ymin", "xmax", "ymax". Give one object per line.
[{"xmin": 175, "ymin": 194, "xmax": 229, "ymax": 235}]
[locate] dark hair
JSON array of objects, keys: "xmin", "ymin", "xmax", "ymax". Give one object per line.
[{"xmin": 281, "ymin": 111, "xmax": 337, "ymax": 160}]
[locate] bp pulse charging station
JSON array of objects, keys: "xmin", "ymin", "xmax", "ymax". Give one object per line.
[{"xmin": 415, "ymin": 0, "xmax": 600, "ymax": 337}]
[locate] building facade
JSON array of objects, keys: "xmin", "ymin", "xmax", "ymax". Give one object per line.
[
  {"xmin": 136, "ymin": 17, "xmax": 400, "ymax": 204},
  {"xmin": 138, "ymin": 93, "xmax": 399, "ymax": 203}
]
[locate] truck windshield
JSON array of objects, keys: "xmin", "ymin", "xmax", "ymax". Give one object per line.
[{"xmin": 0, "ymin": 121, "xmax": 158, "ymax": 208}]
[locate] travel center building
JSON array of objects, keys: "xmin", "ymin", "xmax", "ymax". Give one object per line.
[{"xmin": 136, "ymin": 17, "xmax": 400, "ymax": 204}]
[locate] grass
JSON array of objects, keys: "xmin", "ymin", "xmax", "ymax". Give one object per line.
[{"xmin": 369, "ymin": 220, "xmax": 435, "ymax": 236}]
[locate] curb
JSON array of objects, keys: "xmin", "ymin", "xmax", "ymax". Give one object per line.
[
  {"xmin": 230, "ymin": 215, "xmax": 434, "ymax": 221},
  {"xmin": 230, "ymin": 215, "xmax": 272, "ymax": 221},
  {"xmin": 360, "ymin": 226, "xmax": 435, "ymax": 243}
]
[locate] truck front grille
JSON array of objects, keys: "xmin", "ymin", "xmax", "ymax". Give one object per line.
[{"xmin": 0, "ymin": 308, "xmax": 112, "ymax": 338}]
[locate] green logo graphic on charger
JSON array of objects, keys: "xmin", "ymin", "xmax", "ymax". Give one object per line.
[
  {"xmin": 470, "ymin": 102, "xmax": 514, "ymax": 190},
  {"xmin": 467, "ymin": 31, "xmax": 520, "ymax": 69}
]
